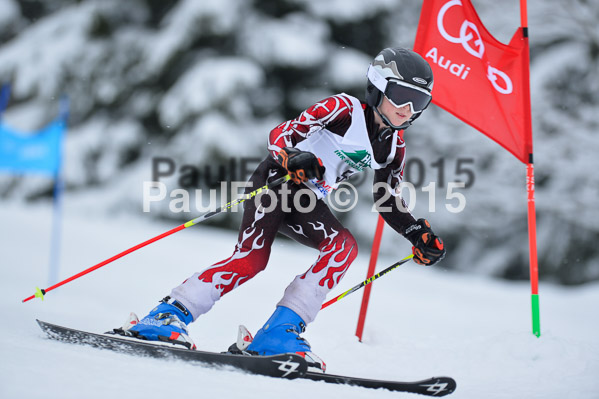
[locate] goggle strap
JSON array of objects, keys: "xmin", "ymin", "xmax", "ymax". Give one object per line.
[
  {"xmin": 367, "ymin": 65, "xmax": 388, "ymax": 93},
  {"xmin": 368, "ymin": 64, "xmax": 431, "ymax": 96},
  {"xmin": 387, "ymin": 78, "xmax": 432, "ymax": 96}
]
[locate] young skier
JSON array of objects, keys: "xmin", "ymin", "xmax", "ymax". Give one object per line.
[{"xmin": 123, "ymin": 47, "xmax": 446, "ymax": 370}]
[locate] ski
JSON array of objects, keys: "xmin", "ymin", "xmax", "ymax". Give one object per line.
[
  {"xmin": 302, "ymin": 372, "xmax": 456, "ymax": 396},
  {"xmin": 37, "ymin": 320, "xmax": 456, "ymax": 396},
  {"xmin": 36, "ymin": 319, "xmax": 307, "ymax": 379}
]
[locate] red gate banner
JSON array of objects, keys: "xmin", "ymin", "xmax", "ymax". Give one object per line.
[{"xmin": 414, "ymin": 0, "xmax": 532, "ymax": 163}]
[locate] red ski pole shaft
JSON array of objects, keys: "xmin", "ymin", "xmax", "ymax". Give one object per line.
[
  {"xmin": 320, "ymin": 254, "xmax": 413, "ymax": 310},
  {"xmin": 22, "ymin": 175, "xmax": 290, "ymax": 303}
]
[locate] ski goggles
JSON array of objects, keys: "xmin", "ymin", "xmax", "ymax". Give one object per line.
[{"xmin": 367, "ymin": 64, "xmax": 432, "ymax": 114}]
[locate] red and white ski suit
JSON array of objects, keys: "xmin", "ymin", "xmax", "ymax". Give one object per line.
[{"xmin": 171, "ymin": 93, "xmax": 416, "ymax": 324}]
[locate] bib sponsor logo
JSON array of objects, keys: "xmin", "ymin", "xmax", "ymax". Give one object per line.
[
  {"xmin": 334, "ymin": 149, "xmax": 371, "ymax": 171},
  {"xmin": 313, "ymin": 179, "xmax": 334, "ymax": 196}
]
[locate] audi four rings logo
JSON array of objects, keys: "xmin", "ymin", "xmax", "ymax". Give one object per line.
[
  {"xmin": 438, "ymin": 0, "xmax": 485, "ymax": 58},
  {"xmin": 429, "ymin": 0, "xmax": 513, "ymax": 94}
]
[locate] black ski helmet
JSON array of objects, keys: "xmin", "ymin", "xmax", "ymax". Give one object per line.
[{"xmin": 366, "ymin": 47, "xmax": 434, "ymax": 130}]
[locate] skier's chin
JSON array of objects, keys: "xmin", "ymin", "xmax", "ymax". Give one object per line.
[{"xmin": 388, "ymin": 115, "xmax": 410, "ymax": 127}]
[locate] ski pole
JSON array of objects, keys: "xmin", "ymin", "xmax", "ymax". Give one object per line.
[
  {"xmin": 320, "ymin": 254, "xmax": 414, "ymax": 310},
  {"xmin": 22, "ymin": 175, "xmax": 291, "ymax": 303}
]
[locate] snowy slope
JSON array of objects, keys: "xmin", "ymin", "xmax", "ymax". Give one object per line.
[{"xmin": 1, "ymin": 203, "xmax": 598, "ymax": 399}]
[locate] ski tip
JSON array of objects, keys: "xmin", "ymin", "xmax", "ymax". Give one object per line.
[
  {"xmin": 34, "ymin": 287, "xmax": 46, "ymax": 301},
  {"xmin": 422, "ymin": 377, "xmax": 457, "ymax": 396}
]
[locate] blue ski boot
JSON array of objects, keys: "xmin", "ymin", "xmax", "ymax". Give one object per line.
[
  {"xmin": 247, "ymin": 306, "xmax": 325, "ymax": 372},
  {"xmin": 126, "ymin": 297, "xmax": 196, "ymax": 349}
]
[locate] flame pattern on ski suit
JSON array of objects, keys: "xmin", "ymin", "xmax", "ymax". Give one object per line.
[
  {"xmin": 169, "ymin": 157, "xmax": 358, "ymax": 323},
  {"xmin": 196, "ymin": 205, "xmax": 268, "ymax": 296},
  {"xmin": 300, "ymin": 223, "xmax": 357, "ymax": 289}
]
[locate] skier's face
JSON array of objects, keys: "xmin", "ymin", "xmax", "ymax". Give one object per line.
[{"xmin": 378, "ymin": 96, "xmax": 414, "ymax": 127}]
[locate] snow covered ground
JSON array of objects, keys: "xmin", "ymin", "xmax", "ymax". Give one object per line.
[{"xmin": 1, "ymin": 202, "xmax": 598, "ymax": 399}]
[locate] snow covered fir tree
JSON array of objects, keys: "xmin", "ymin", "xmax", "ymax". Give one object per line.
[{"xmin": 0, "ymin": 1, "xmax": 598, "ymax": 282}]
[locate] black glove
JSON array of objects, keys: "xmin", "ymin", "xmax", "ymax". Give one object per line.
[
  {"xmin": 277, "ymin": 147, "xmax": 326, "ymax": 185},
  {"xmin": 403, "ymin": 218, "xmax": 446, "ymax": 266}
]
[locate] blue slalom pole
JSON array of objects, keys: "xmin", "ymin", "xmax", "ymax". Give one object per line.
[{"xmin": 47, "ymin": 95, "xmax": 69, "ymax": 285}]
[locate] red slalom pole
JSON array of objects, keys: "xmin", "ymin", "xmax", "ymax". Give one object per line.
[
  {"xmin": 520, "ymin": 0, "xmax": 540, "ymax": 337},
  {"xmin": 355, "ymin": 214, "xmax": 385, "ymax": 341},
  {"xmin": 22, "ymin": 175, "xmax": 290, "ymax": 303}
]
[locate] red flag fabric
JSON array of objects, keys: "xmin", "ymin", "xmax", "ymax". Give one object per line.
[{"xmin": 414, "ymin": 0, "xmax": 532, "ymax": 163}]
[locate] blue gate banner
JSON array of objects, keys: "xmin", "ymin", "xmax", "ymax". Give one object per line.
[{"xmin": 0, "ymin": 118, "xmax": 65, "ymax": 175}]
